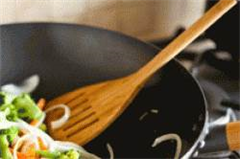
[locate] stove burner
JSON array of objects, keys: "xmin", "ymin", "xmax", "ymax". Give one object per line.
[{"xmin": 196, "ymin": 49, "xmax": 239, "ymax": 79}]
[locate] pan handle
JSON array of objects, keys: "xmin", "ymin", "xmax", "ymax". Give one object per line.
[
  {"xmin": 199, "ymin": 121, "xmax": 240, "ymax": 153},
  {"xmin": 226, "ymin": 121, "xmax": 240, "ymax": 151}
]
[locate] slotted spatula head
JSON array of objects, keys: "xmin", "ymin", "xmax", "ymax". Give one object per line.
[{"xmin": 45, "ymin": 76, "xmax": 141, "ymax": 145}]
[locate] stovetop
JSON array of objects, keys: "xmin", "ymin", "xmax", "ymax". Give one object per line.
[
  {"xmin": 193, "ymin": 67, "xmax": 239, "ymax": 159},
  {"xmin": 151, "ymin": 29, "xmax": 240, "ymax": 158}
]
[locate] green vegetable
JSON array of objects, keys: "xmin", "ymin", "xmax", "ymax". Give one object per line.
[
  {"xmin": 39, "ymin": 124, "xmax": 47, "ymax": 132},
  {"xmin": 0, "ymin": 127, "xmax": 19, "ymax": 144},
  {"xmin": 0, "ymin": 135, "xmax": 13, "ymax": 159},
  {"xmin": 0, "ymin": 92, "xmax": 42, "ymax": 121},
  {"xmin": 12, "ymin": 94, "xmax": 42, "ymax": 120},
  {"xmin": 36, "ymin": 150, "xmax": 61, "ymax": 159},
  {"xmin": 0, "ymin": 94, "xmax": 4, "ymax": 105},
  {"xmin": 59, "ymin": 150, "xmax": 81, "ymax": 159},
  {"xmin": 0, "ymin": 92, "xmax": 16, "ymax": 105},
  {"xmin": 36, "ymin": 150, "xmax": 80, "ymax": 159},
  {"xmin": 0, "ymin": 104, "xmax": 18, "ymax": 121}
]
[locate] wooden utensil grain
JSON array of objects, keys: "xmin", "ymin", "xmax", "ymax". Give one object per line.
[{"xmin": 45, "ymin": 0, "xmax": 237, "ymax": 145}]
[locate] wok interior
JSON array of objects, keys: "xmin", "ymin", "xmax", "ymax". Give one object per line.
[
  {"xmin": 84, "ymin": 62, "xmax": 205, "ymax": 158},
  {"xmin": 0, "ymin": 23, "xmax": 206, "ymax": 158}
]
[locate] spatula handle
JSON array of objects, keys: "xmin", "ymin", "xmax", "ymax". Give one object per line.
[{"xmin": 133, "ymin": 0, "xmax": 237, "ymax": 85}]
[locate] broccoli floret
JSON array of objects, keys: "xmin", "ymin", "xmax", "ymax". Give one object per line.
[
  {"xmin": 12, "ymin": 94, "xmax": 42, "ymax": 120},
  {"xmin": 0, "ymin": 135, "xmax": 13, "ymax": 159},
  {"xmin": 0, "ymin": 92, "xmax": 42, "ymax": 122},
  {"xmin": 0, "ymin": 92, "xmax": 16, "ymax": 105},
  {"xmin": 59, "ymin": 150, "xmax": 81, "ymax": 159},
  {"xmin": 0, "ymin": 104, "xmax": 18, "ymax": 121},
  {"xmin": 0, "ymin": 94, "xmax": 4, "ymax": 105},
  {"xmin": 0, "ymin": 127, "xmax": 19, "ymax": 144},
  {"xmin": 0, "ymin": 108, "xmax": 19, "ymax": 159}
]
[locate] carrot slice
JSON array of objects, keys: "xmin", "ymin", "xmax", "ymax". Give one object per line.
[
  {"xmin": 10, "ymin": 148, "xmax": 35, "ymax": 159},
  {"xmin": 30, "ymin": 119, "xmax": 39, "ymax": 126},
  {"xmin": 38, "ymin": 137, "xmax": 48, "ymax": 150},
  {"xmin": 17, "ymin": 152, "xmax": 28, "ymax": 159},
  {"xmin": 25, "ymin": 144, "xmax": 38, "ymax": 159},
  {"xmin": 37, "ymin": 98, "xmax": 46, "ymax": 110}
]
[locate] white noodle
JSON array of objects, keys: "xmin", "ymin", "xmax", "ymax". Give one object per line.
[
  {"xmin": 106, "ymin": 143, "xmax": 114, "ymax": 159},
  {"xmin": 0, "ymin": 76, "xmax": 101, "ymax": 159},
  {"xmin": 139, "ymin": 109, "xmax": 159, "ymax": 121},
  {"xmin": 138, "ymin": 109, "xmax": 182, "ymax": 158},
  {"xmin": 44, "ymin": 104, "xmax": 70, "ymax": 129},
  {"xmin": 21, "ymin": 136, "xmax": 40, "ymax": 153},
  {"xmin": 139, "ymin": 112, "xmax": 149, "ymax": 121},
  {"xmin": 17, "ymin": 119, "xmax": 54, "ymax": 144},
  {"xmin": 11, "ymin": 135, "xmax": 20, "ymax": 147},
  {"xmin": 152, "ymin": 133, "xmax": 182, "ymax": 159},
  {"xmin": 13, "ymin": 134, "xmax": 35, "ymax": 159},
  {"xmin": 150, "ymin": 109, "xmax": 159, "ymax": 114},
  {"xmin": 1, "ymin": 75, "xmax": 40, "ymax": 95}
]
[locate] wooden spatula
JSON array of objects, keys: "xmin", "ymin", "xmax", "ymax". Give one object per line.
[{"xmin": 45, "ymin": 0, "xmax": 237, "ymax": 145}]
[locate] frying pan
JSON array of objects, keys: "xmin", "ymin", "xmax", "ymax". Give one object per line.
[{"xmin": 0, "ymin": 23, "xmax": 207, "ymax": 158}]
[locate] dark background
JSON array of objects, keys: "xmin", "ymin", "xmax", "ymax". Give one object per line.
[{"xmin": 206, "ymin": 1, "xmax": 239, "ymax": 60}]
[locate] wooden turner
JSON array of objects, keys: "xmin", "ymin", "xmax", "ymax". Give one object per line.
[{"xmin": 45, "ymin": 0, "xmax": 237, "ymax": 145}]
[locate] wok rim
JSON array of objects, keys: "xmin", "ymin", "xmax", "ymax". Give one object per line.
[{"xmin": 0, "ymin": 22, "xmax": 208, "ymax": 158}]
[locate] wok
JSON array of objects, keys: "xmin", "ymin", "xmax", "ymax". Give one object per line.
[{"xmin": 0, "ymin": 23, "xmax": 207, "ymax": 158}]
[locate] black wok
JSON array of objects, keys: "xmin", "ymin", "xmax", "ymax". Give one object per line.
[{"xmin": 0, "ymin": 23, "xmax": 207, "ymax": 158}]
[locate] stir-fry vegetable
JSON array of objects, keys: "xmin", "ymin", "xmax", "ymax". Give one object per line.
[
  {"xmin": 12, "ymin": 94, "xmax": 43, "ymax": 120},
  {"xmin": 1, "ymin": 85, "xmax": 183, "ymax": 159},
  {"xmin": 0, "ymin": 134, "xmax": 13, "ymax": 159},
  {"xmin": 0, "ymin": 92, "xmax": 17, "ymax": 105},
  {"xmin": 36, "ymin": 149, "xmax": 80, "ymax": 159},
  {"xmin": 0, "ymin": 92, "xmax": 98, "ymax": 159},
  {"xmin": 0, "ymin": 92, "xmax": 42, "ymax": 121},
  {"xmin": 0, "ymin": 127, "xmax": 19, "ymax": 143},
  {"xmin": 36, "ymin": 150, "xmax": 62, "ymax": 159}
]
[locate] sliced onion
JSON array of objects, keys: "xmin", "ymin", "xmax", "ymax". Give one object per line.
[
  {"xmin": 44, "ymin": 104, "xmax": 70, "ymax": 129},
  {"xmin": 17, "ymin": 119, "xmax": 54, "ymax": 145},
  {"xmin": 21, "ymin": 136, "xmax": 39, "ymax": 153},
  {"xmin": 13, "ymin": 134, "xmax": 33, "ymax": 159},
  {"xmin": 1, "ymin": 107, "xmax": 99, "ymax": 159},
  {"xmin": 11, "ymin": 135, "xmax": 20, "ymax": 147},
  {"xmin": 1, "ymin": 75, "xmax": 40, "ymax": 95},
  {"xmin": 152, "ymin": 133, "xmax": 182, "ymax": 159},
  {"xmin": 106, "ymin": 143, "xmax": 114, "ymax": 159},
  {"xmin": 16, "ymin": 119, "xmax": 99, "ymax": 158},
  {"xmin": 139, "ymin": 112, "xmax": 149, "ymax": 121},
  {"xmin": 150, "ymin": 109, "xmax": 159, "ymax": 114}
]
